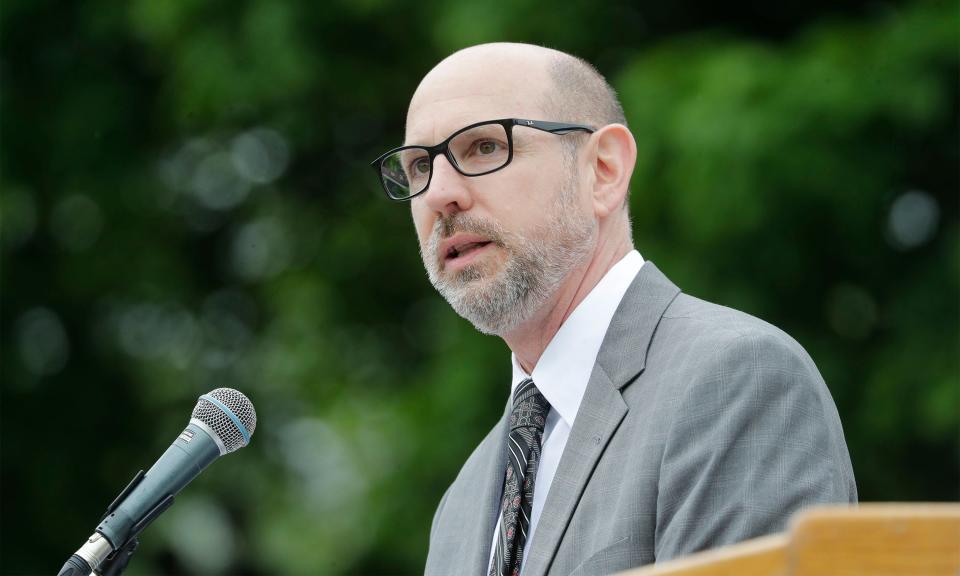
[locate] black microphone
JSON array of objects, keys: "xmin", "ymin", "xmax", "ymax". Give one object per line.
[{"xmin": 58, "ymin": 388, "xmax": 257, "ymax": 576}]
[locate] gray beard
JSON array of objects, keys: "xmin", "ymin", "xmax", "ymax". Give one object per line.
[{"xmin": 421, "ymin": 186, "xmax": 596, "ymax": 336}]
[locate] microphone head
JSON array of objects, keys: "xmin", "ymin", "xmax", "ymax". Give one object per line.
[{"xmin": 191, "ymin": 388, "xmax": 258, "ymax": 454}]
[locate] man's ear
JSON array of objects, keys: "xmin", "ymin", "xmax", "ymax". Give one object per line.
[{"xmin": 588, "ymin": 124, "xmax": 637, "ymax": 218}]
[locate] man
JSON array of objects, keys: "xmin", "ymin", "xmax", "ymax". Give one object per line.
[{"xmin": 371, "ymin": 43, "xmax": 857, "ymax": 576}]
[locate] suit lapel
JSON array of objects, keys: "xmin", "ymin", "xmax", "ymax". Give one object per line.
[{"xmin": 521, "ymin": 262, "xmax": 681, "ymax": 576}]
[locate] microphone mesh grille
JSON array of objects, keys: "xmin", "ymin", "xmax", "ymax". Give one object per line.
[{"xmin": 191, "ymin": 388, "xmax": 258, "ymax": 453}]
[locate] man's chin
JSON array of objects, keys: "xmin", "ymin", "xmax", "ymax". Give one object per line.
[
  {"xmin": 435, "ymin": 257, "xmax": 499, "ymax": 284},
  {"xmin": 434, "ymin": 270, "xmax": 493, "ymax": 299}
]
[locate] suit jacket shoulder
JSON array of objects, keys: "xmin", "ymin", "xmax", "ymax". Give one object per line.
[{"xmin": 541, "ymin": 264, "xmax": 857, "ymax": 574}]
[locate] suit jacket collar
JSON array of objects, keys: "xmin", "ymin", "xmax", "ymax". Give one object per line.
[
  {"xmin": 595, "ymin": 261, "xmax": 682, "ymax": 390},
  {"xmin": 521, "ymin": 261, "xmax": 681, "ymax": 576}
]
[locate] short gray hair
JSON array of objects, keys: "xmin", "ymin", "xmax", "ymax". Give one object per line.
[
  {"xmin": 543, "ymin": 52, "xmax": 626, "ymax": 129},
  {"xmin": 542, "ymin": 51, "xmax": 632, "ymax": 214}
]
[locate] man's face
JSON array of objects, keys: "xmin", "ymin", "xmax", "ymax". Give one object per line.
[{"xmin": 405, "ymin": 49, "xmax": 597, "ymax": 335}]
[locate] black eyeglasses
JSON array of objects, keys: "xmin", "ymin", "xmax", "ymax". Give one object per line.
[{"xmin": 370, "ymin": 118, "xmax": 595, "ymax": 201}]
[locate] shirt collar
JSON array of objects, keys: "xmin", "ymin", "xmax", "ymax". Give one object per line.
[{"xmin": 511, "ymin": 250, "xmax": 645, "ymax": 428}]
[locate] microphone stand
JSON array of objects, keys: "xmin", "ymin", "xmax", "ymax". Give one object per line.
[{"xmin": 97, "ymin": 537, "xmax": 139, "ymax": 576}]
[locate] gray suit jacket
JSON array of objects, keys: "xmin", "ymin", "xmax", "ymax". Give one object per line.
[{"xmin": 424, "ymin": 262, "xmax": 857, "ymax": 576}]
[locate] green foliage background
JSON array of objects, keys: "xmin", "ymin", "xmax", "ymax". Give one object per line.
[{"xmin": 1, "ymin": 0, "xmax": 957, "ymax": 574}]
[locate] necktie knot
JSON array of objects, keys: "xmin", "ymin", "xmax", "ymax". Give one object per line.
[{"xmin": 510, "ymin": 378, "xmax": 550, "ymax": 431}]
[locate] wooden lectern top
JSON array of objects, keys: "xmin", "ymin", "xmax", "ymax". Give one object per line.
[{"xmin": 619, "ymin": 503, "xmax": 960, "ymax": 576}]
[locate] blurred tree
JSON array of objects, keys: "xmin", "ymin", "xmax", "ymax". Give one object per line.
[{"xmin": 1, "ymin": 0, "xmax": 956, "ymax": 574}]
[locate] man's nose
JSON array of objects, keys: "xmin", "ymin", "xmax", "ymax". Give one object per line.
[{"xmin": 422, "ymin": 154, "xmax": 473, "ymax": 216}]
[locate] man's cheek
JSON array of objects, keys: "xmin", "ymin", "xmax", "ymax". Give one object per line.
[
  {"xmin": 411, "ymin": 220, "xmax": 431, "ymax": 249},
  {"xmin": 410, "ymin": 203, "xmax": 430, "ymax": 234}
]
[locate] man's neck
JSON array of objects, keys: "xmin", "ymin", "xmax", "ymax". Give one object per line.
[{"xmin": 506, "ymin": 237, "xmax": 633, "ymax": 374}]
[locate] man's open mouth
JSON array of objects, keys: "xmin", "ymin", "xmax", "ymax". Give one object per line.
[{"xmin": 447, "ymin": 241, "xmax": 492, "ymax": 260}]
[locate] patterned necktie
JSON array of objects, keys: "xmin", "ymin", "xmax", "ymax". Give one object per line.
[{"xmin": 490, "ymin": 378, "xmax": 551, "ymax": 576}]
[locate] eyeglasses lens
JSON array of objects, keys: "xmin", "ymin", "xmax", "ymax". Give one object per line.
[{"xmin": 379, "ymin": 122, "xmax": 510, "ymax": 199}]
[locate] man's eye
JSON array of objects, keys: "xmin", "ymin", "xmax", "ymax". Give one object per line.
[
  {"xmin": 409, "ymin": 157, "xmax": 430, "ymax": 175},
  {"xmin": 476, "ymin": 140, "xmax": 499, "ymax": 155}
]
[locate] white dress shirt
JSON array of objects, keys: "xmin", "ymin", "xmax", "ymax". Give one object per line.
[{"xmin": 487, "ymin": 250, "xmax": 645, "ymax": 572}]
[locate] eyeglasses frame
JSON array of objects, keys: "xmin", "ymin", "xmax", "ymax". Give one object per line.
[{"xmin": 370, "ymin": 118, "xmax": 596, "ymax": 201}]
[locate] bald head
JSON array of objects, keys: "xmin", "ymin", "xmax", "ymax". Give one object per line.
[{"xmin": 406, "ymin": 43, "xmax": 625, "ymax": 142}]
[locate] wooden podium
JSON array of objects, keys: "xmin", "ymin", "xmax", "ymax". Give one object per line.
[{"xmin": 619, "ymin": 504, "xmax": 960, "ymax": 576}]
